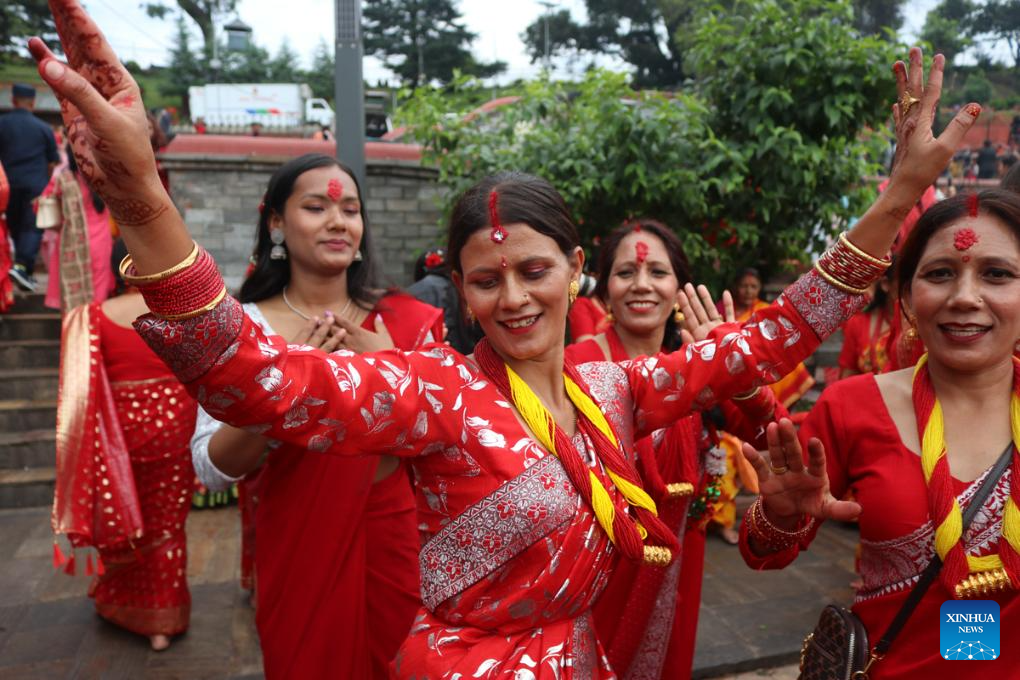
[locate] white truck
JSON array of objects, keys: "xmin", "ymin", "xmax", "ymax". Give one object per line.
[{"xmin": 188, "ymin": 83, "xmax": 334, "ymax": 129}]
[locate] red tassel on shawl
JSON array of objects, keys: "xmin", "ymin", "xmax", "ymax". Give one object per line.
[
  {"xmin": 52, "ymin": 540, "xmax": 68, "ymax": 569},
  {"xmin": 63, "ymin": 551, "xmax": 76, "ymax": 575},
  {"xmin": 85, "ymin": 552, "xmax": 95, "ymax": 576},
  {"xmin": 96, "ymin": 555, "xmax": 106, "ymax": 576}
]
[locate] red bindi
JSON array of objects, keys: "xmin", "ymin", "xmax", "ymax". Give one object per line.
[
  {"xmin": 327, "ymin": 179, "xmax": 343, "ymax": 201},
  {"xmin": 962, "ymin": 255, "xmax": 971, "ymax": 263},
  {"xmin": 488, "ymin": 191, "xmax": 507, "ymax": 243},
  {"xmin": 967, "ymin": 193, "xmax": 979, "ymax": 218},
  {"xmin": 635, "ymin": 241, "xmax": 649, "ymax": 263},
  {"xmin": 953, "ymin": 227, "xmax": 979, "ymax": 251}
]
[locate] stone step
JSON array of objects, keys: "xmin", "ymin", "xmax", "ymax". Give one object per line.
[
  {"xmin": 9, "ymin": 291, "xmax": 50, "ymax": 314},
  {"xmin": 0, "ymin": 466, "xmax": 54, "ymax": 508},
  {"xmin": 0, "ymin": 399, "xmax": 58, "ymax": 431},
  {"xmin": 0, "ymin": 313, "xmax": 62, "ymax": 342},
  {"xmin": 0, "ymin": 429, "xmax": 56, "ymax": 469},
  {"xmin": 0, "ymin": 368, "xmax": 59, "ymax": 401},
  {"xmin": 0, "ymin": 339, "xmax": 61, "ymax": 368}
]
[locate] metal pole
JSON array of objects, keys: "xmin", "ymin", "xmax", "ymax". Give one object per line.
[
  {"xmin": 539, "ymin": 1, "xmax": 555, "ymax": 72},
  {"xmin": 335, "ymin": 0, "xmax": 366, "ymax": 187}
]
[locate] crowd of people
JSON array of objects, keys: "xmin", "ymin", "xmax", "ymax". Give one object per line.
[{"xmin": 2, "ymin": 1, "xmax": 1018, "ymax": 678}]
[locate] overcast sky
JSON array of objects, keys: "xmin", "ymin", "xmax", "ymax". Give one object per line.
[{"xmin": 77, "ymin": 0, "xmax": 989, "ymax": 84}]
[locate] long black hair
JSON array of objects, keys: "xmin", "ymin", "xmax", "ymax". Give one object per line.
[
  {"xmin": 594, "ymin": 218, "xmax": 692, "ymax": 352},
  {"xmin": 66, "ymin": 144, "xmax": 105, "ymax": 214},
  {"xmin": 239, "ymin": 154, "xmax": 382, "ymax": 307}
]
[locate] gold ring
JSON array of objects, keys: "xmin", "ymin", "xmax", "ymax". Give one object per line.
[
  {"xmin": 770, "ymin": 464, "xmax": 789, "ymax": 475},
  {"xmin": 900, "ymin": 92, "xmax": 921, "ymax": 116}
]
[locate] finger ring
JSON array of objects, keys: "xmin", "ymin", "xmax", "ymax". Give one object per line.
[
  {"xmin": 900, "ymin": 92, "xmax": 920, "ymax": 116},
  {"xmin": 770, "ymin": 464, "xmax": 789, "ymax": 475}
]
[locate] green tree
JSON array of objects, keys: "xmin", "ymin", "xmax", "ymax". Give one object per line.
[
  {"xmin": 1, "ymin": 1, "xmax": 60, "ymax": 62},
  {"xmin": 920, "ymin": 0, "xmax": 976, "ymax": 65},
  {"xmin": 401, "ymin": 0, "xmax": 898, "ymax": 284},
  {"xmin": 852, "ymin": 0, "xmax": 906, "ymax": 37},
  {"xmin": 219, "ymin": 41, "xmax": 272, "ymax": 83},
  {"xmin": 363, "ymin": 0, "xmax": 505, "ymax": 87},
  {"xmin": 267, "ymin": 39, "xmax": 302, "ymax": 82},
  {"xmin": 144, "ymin": 0, "xmax": 238, "ymax": 61},
  {"xmin": 972, "ymin": 0, "xmax": 1020, "ymax": 67},
  {"xmin": 688, "ymin": 0, "xmax": 896, "ymax": 273},
  {"xmin": 305, "ymin": 39, "xmax": 336, "ymax": 101},
  {"xmin": 161, "ymin": 13, "xmax": 205, "ymax": 111},
  {"xmin": 521, "ymin": 0, "xmax": 694, "ymax": 89}
]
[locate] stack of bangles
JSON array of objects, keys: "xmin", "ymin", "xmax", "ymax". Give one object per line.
[
  {"xmin": 745, "ymin": 496, "xmax": 815, "ymax": 552},
  {"xmin": 814, "ymin": 232, "xmax": 891, "ymax": 295},
  {"xmin": 119, "ymin": 241, "xmax": 227, "ymax": 320}
]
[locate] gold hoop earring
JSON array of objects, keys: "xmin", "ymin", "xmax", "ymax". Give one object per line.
[
  {"xmin": 673, "ymin": 303, "xmax": 685, "ymax": 324},
  {"xmin": 568, "ymin": 280, "xmax": 580, "ymax": 306}
]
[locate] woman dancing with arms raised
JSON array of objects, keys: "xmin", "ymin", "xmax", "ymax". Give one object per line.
[{"xmin": 29, "ymin": 3, "xmax": 977, "ymax": 675}]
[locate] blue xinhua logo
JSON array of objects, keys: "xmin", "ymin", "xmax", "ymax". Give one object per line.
[{"xmin": 940, "ymin": 600, "xmax": 1000, "ymax": 660}]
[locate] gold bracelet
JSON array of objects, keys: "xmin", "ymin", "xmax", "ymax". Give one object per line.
[
  {"xmin": 120, "ymin": 241, "xmax": 200, "ymax": 285},
  {"xmin": 156, "ymin": 286, "xmax": 227, "ymax": 321},
  {"xmin": 838, "ymin": 232, "xmax": 892, "ymax": 267},
  {"xmin": 732, "ymin": 386, "xmax": 761, "ymax": 401},
  {"xmin": 666, "ymin": 482, "xmax": 695, "ymax": 498},
  {"xmin": 812, "ymin": 264, "xmax": 871, "ymax": 296}
]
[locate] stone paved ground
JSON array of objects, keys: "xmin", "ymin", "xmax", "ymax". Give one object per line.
[{"xmin": 0, "ymin": 497, "xmax": 858, "ymax": 679}]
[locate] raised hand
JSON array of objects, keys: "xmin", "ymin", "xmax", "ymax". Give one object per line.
[
  {"xmin": 676, "ymin": 283, "xmax": 733, "ymax": 344},
  {"xmin": 741, "ymin": 418, "xmax": 860, "ymax": 527},
  {"xmin": 887, "ymin": 47, "xmax": 979, "ymax": 203},
  {"xmin": 30, "ymin": 0, "xmax": 191, "ymax": 273}
]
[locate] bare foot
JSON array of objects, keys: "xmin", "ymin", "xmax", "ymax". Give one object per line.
[
  {"xmin": 719, "ymin": 526, "xmax": 740, "ymax": 545},
  {"xmin": 149, "ymin": 634, "xmax": 170, "ymax": 651}
]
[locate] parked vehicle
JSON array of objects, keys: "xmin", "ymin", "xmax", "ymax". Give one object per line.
[{"xmin": 188, "ymin": 83, "xmax": 334, "ymax": 129}]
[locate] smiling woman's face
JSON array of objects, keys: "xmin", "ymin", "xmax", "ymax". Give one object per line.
[
  {"xmin": 456, "ymin": 222, "xmax": 582, "ymax": 363},
  {"xmin": 270, "ymin": 166, "xmax": 363, "ymax": 274},
  {"xmin": 906, "ymin": 213, "xmax": 1020, "ymax": 374},
  {"xmin": 605, "ymin": 231, "xmax": 680, "ymax": 338}
]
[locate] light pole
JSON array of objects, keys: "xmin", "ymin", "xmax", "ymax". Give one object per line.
[
  {"xmin": 335, "ymin": 0, "xmax": 366, "ymax": 187},
  {"xmin": 538, "ymin": 1, "xmax": 556, "ymax": 72}
]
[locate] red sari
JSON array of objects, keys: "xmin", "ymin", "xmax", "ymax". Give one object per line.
[
  {"xmin": 54, "ymin": 302, "xmax": 196, "ymax": 635},
  {"xmin": 568, "ymin": 327, "xmax": 783, "ymax": 679},
  {"xmin": 740, "ymin": 375, "xmax": 1019, "ymax": 677},
  {"xmin": 838, "ymin": 309, "xmax": 893, "ymax": 376},
  {"xmin": 240, "ymin": 293, "xmax": 442, "ymax": 679},
  {"xmin": 137, "ymin": 269, "xmax": 862, "ymax": 677}
]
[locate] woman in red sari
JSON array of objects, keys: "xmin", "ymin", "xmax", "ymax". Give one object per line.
[
  {"xmin": 566, "ymin": 220, "xmax": 785, "ymax": 679},
  {"xmin": 190, "ymin": 154, "xmax": 441, "ymax": 679},
  {"xmin": 838, "ymin": 269, "xmax": 896, "ymax": 378},
  {"xmin": 741, "ymin": 189, "xmax": 1020, "ymax": 677},
  {"xmin": 33, "ymin": 11, "xmax": 974, "ymax": 674},
  {"xmin": 53, "ymin": 240, "xmax": 196, "ymax": 650}
]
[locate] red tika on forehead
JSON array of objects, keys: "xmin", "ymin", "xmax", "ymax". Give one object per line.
[
  {"xmin": 488, "ymin": 190, "xmax": 508, "ymax": 244},
  {"xmin": 327, "ymin": 179, "xmax": 343, "ymax": 201},
  {"xmin": 954, "ymin": 227, "xmax": 979, "ymax": 251},
  {"xmin": 635, "ymin": 241, "xmax": 649, "ymax": 263},
  {"xmin": 967, "ymin": 192, "xmax": 979, "ymax": 218}
]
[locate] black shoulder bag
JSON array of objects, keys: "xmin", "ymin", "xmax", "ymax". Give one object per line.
[{"xmin": 798, "ymin": 443, "xmax": 1013, "ymax": 680}]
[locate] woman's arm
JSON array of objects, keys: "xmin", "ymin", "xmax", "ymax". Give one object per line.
[{"xmin": 191, "ymin": 406, "xmax": 263, "ymax": 490}]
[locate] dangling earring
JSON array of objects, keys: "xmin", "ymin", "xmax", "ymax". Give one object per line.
[
  {"xmin": 269, "ymin": 229, "xmax": 287, "ymax": 260},
  {"xmin": 568, "ymin": 280, "xmax": 580, "ymax": 306},
  {"xmin": 903, "ymin": 316, "xmax": 919, "ymax": 341},
  {"xmin": 673, "ymin": 302, "xmax": 685, "ymax": 324},
  {"xmin": 353, "ymin": 249, "xmax": 363, "ymax": 262},
  {"xmin": 605, "ymin": 311, "xmax": 615, "ymax": 324},
  {"xmin": 465, "ymin": 307, "xmax": 475, "ymax": 323}
]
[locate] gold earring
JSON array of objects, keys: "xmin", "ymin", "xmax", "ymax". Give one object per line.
[
  {"xmin": 605, "ymin": 311, "xmax": 615, "ymax": 324},
  {"xmin": 465, "ymin": 307, "xmax": 475, "ymax": 323},
  {"xmin": 568, "ymin": 280, "xmax": 580, "ymax": 306},
  {"xmin": 674, "ymin": 303, "xmax": 685, "ymax": 324},
  {"xmin": 903, "ymin": 317, "xmax": 919, "ymax": 341}
]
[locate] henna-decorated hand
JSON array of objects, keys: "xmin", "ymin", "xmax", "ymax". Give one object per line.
[
  {"xmin": 887, "ymin": 47, "xmax": 980, "ymax": 197},
  {"xmin": 29, "ymin": 1, "xmax": 171, "ymax": 230},
  {"xmin": 741, "ymin": 418, "xmax": 860, "ymax": 527}
]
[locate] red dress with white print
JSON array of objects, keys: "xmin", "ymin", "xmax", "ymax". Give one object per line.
[{"xmin": 135, "ymin": 270, "xmax": 862, "ymax": 678}]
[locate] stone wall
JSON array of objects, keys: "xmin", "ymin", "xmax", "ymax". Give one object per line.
[{"xmin": 159, "ymin": 153, "xmax": 447, "ymax": 291}]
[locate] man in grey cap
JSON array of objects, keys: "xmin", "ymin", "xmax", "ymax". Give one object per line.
[{"xmin": 0, "ymin": 83, "xmax": 60, "ymax": 291}]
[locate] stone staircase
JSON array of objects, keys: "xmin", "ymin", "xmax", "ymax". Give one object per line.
[{"xmin": 0, "ymin": 289, "xmax": 60, "ymax": 508}]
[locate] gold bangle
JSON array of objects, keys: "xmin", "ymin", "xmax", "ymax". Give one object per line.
[
  {"xmin": 838, "ymin": 232, "xmax": 892, "ymax": 267},
  {"xmin": 155, "ymin": 286, "xmax": 227, "ymax": 321},
  {"xmin": 120, "ymin": 241, "xmax": 200, "ymax": 285},
  {"xmin": 813, "ymin": 264, "xmax": 871, "ymax": 296},
  {"xmin": 732, "ymin": 386, "xmax": 761, "ymax": 401}
]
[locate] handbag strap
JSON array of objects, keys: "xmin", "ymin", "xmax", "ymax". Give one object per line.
[{"xmin": 873, "ymin": 442, "xmax": 1014, "ymax": 657}]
